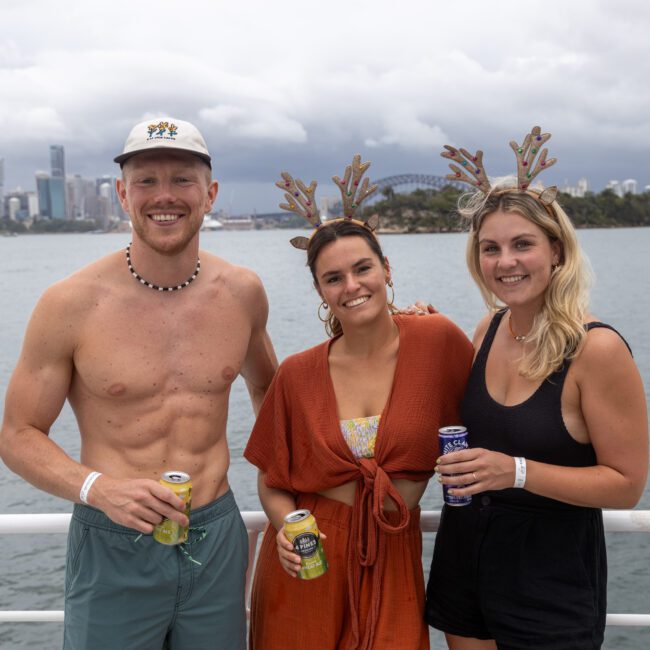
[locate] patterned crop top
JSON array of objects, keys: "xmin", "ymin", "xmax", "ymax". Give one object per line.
[{"xmin": 340, "ymin": 415, "xmax": 380, "ymax": 459}]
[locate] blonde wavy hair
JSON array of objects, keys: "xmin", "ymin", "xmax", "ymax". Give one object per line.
[{"xmin": 462, "ymin": 178, "xmax": 592, "ymax": 380}]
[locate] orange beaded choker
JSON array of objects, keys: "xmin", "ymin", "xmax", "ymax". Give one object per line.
[{"xmin": 508, "ymin": 315, "xmax": 528, "ymax": 342}]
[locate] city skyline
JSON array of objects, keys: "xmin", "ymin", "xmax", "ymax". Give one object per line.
[
  {"xmin": 2, "ymin": 1, "xmax": 650, "ymax": 212},
  {"xmin": 4, "ymin": 138, "xmax": 650, "ymax": 216},
  {"xmin": 3, "ymin": 142, "xmax": 647, "ymax": 224},
  {"xmin": 5, "ymin": 143, "xmax": 124, "ymax": 224}
]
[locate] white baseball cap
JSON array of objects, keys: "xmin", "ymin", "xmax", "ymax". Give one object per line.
[{"xmin": 114, "ymin": 118, "xmax": 212, "ymax": 168}]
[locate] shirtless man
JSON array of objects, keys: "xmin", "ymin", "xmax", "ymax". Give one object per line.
[{"xmin": 0, "ymin": 118, "xmax": 278, "ymax": 649}]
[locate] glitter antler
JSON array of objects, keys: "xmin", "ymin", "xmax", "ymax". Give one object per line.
[
  {"xmin": 332, "ymin": 154, "xmax": 378, "ymax": 219},
  {"xmin": 276, "ymin": 172, "xmax": 321, "ymax": 249},
  {"xmin": 439, "ymin": 126, "xmax": 559, "ymax": 205},
  {"xmin": 276, "ymin": 155, "xmax": 381, "ymax": 250},
  {"xmin": 509, "ymin": 125, "xmax": 557, "ymax": 192},
  {"xmin": 441, "ymin": 146, "xmax": 490, "ymax": 191}
]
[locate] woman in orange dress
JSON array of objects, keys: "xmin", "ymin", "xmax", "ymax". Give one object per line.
[{"xmin": 244, "ymin": 157, "xmax": 473, "ymax": 649}]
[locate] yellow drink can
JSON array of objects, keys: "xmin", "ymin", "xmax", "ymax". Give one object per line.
[
  {"xmin": 153, "ymin": 471, "xmax": 192, "ymax": 545},
  {"xmin": 283, "ymin": 509, "xmax": 328, "ymax": 580}
]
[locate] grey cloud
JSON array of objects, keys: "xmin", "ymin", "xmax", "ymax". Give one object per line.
[{"xmin": 2, "ymin": 0, "xmax": 650, "ymax": 211}]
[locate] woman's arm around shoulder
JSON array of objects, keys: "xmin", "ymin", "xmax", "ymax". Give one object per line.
[{"xmin": 400, "ymin": 312, "xmax": 473, "ymax": 355}]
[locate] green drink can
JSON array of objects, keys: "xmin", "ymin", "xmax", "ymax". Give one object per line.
[{"xmin": 283, "ymin": 509, "xmax": 328, "ymax": 580}]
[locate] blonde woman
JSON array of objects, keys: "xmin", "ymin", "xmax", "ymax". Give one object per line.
[{"xmin": 426, "ymin": 129, "xmax": 648, "ymax": 650}]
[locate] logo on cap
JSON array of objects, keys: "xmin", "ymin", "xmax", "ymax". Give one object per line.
[{"xmin": 147, "ymin": 121, "xmax": 178, "ymax": 141}]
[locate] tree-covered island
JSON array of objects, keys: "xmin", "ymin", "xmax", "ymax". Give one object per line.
[{"xmin": 361, "ymin": 187, "xmax": 650, "ymax": 233}]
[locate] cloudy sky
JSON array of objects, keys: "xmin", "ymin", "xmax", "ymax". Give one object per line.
[{"xmin": 1, "ymin": 0, "xmax": 649, "ymax": 212}]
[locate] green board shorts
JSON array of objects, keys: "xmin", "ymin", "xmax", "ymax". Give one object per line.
[{"xmin": 63, "ymin": 488, "xmax": 248, "ymax": 650}]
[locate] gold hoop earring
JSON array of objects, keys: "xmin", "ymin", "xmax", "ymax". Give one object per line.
[{"xmin": 318, "ymin": 301, "xmax": 330, "ymax": 323}]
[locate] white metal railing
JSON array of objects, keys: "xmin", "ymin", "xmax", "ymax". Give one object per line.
[{"xmin": 1, "ymin": 510, "xmax": 649, "ymax": 627}]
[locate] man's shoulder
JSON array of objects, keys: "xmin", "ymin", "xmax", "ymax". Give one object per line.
[
  {"xmin": 38, "ymin": 252, "xmax": 122, "ymax": 313},
  {"xmin": 24, "ymin": 252, "xmax": 122, "ymax": 350},
  {"xmin": 202, "ymin": 252, "xmax": 264, "ymax": 293}
]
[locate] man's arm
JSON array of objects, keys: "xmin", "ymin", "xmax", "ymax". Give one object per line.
[
  {"xmin": 0, "ymin": 285, "xmax": 88, "ymax": 500},
  {"xmin": 0, "ymin": 284, "xmax": 187, "ymax": 533},
  {"xmin": 239, "ymin": 271, "xmax": 278, "ymax": 415}
]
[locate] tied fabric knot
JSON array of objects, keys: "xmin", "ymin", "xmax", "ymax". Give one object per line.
[
  {"xmin": 347, "ymin": 458, "xmax": 411, "ymax": 650},
  {"xmin": 355, "ymin": 458, "xmax": 410, "ymax": 566}
]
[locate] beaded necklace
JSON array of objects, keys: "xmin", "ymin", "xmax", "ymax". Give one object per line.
[
  {"xmin": 125, "ymin": 243, "xmax": 200, "ymax": 292},
  {"xmin": 507, "ymin": 315, "xmax": 528, "ymax": 342}
]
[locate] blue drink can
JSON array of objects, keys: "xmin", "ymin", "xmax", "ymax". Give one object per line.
[{"xmin": 438, "ymin": 426, "xmax": 472, "ymax": 506}]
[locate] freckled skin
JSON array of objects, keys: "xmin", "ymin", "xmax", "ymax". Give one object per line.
[
  {"xmin": 0, "ymin": 247, "xmax": 277, "ymax": 521},
  {"xmin": 65, "ymin": 253, "xmax": 277, "ymax": 509}
]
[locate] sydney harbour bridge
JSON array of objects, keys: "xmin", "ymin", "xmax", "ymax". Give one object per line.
[
  {"xmin": 364, "ymin": 173, "xmax": 464, "ymax": 203},
  {"xmin": 256, "ymin": 174, "xmax": 465, "ymax": 222}
]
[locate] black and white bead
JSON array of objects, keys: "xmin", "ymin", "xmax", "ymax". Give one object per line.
[{"xmin": 125, "ymin": 244, "xmax": 200, "ymax": 292}]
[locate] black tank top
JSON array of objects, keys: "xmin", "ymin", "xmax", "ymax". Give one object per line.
[{"xmin": 460, "ymin": 309, "xmax": 630, "ymax": 510}]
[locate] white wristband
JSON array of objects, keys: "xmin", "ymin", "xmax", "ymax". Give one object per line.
[
  {"xmin": 513, "ymin": 457, "xmax": 527, "ymax": 488},
  {"xmin": 80, "ymin": 471, "xmax": 102, "ymax": 504}
]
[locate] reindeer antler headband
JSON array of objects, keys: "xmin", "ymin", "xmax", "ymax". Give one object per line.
[
  {"xmin": 276, "ymin": 154, "xmax": 379, "ymax": 250},
  {"xmin": 441, "ymin": 125, "xmax": 559, "ymax": 206}
]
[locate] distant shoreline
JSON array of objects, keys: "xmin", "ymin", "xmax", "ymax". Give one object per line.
[
  {"xmin": 3, "ymin": 223, "xmax": 650, "ymax": 237},
  {"xmin": 376, "ymin": 222, "xmax": 650, "ymax": 234}
]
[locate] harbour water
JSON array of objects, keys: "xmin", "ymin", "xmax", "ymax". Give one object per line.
[{"xmin": 0, "ymin": 229, "xmax": 649, "ymax": 648}]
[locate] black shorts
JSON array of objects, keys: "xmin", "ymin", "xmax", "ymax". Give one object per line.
[{"xmin": 425, "ymin": 498, "xmax": 606, "ymax": 649}]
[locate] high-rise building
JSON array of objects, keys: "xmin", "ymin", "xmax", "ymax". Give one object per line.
[
  {"xmin": 562, "ymin": 177, "xmax": 589, "ymax": 198},
  {"xmin": 98, "ymin": 182, "xmax": 113, "ymax": 229},
  {"xmin": 8, "ymin": 197, "xmax": 20, "ymax": 220},
  {"xmin": 606, "ymin": 180, "xmax": 623, "ymax": 198},
  {"xmin": 69, "ymin": 174, "xmax": 87, "ymax": 219},
  {"xmin": 50, "ymin": 145, "xmax": 67, "ymax": 219},
  {"xmin": 35, "ymin": 171, "xmax": 51, "ymax": 218},
  {"xmin": 0, "ymin": 157, "xmax": 5, "ymax": 218},
  {"xmin": 622, "ymin": 179, "xmax": 637, "ymax": 195},
  {"xmin": 4, "ymin": 189, "xmax": 31, "ymax": 221},
  {"xmin": 27, "ymin": 192, "xmax": 38, "ymax": 218},
  {"xmin": 576, "ymin": 178, "xmax": 588, "ymax": 197},
  {"xmin": 96, "ymin": 175, "xmax": 125, "ymax": 219},
  {"xmin": 49, "ymin": 177, "xmax": 67, "ymax": 219},
  {"xmin": 50, "ymin": 145, "xmax": 66, "ymax": 178}
]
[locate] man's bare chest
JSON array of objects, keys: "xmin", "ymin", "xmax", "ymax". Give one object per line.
[{"xmin": 72, "ymin": 297, "xmax": 252, "ymax": 401}]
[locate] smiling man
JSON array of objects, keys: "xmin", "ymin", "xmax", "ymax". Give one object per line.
[{"xmin": 0, "ymin": 118, "xmax": 278, "ymax": 649}]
